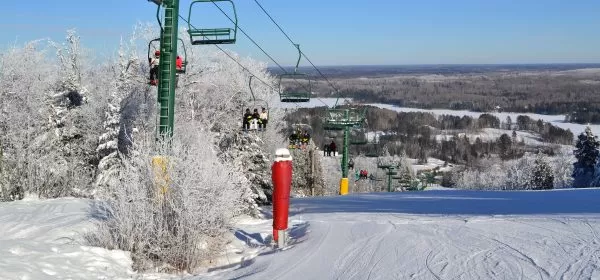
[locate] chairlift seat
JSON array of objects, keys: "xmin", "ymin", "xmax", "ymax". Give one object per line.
[
  {"xmin": 280, "ymin": 92, "xmax": 310, "ymax": 103},
  {"xmin": 350, "ymin": 139, "xmax": 368, "ymax": 145},
  {"xmin": 188, "ymin": 28, "xmax": 236, "ymax": 45}
]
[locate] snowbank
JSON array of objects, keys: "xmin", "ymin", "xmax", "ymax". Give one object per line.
[{"xmin": 0, "ymin": 198, "xmax": 135, "ymax": 279}]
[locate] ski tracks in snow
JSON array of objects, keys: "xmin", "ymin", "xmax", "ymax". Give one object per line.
[
  {"xmin": 226, "ymin": 214, "xmax": 600, "ymax": 280},
  {"xmin": 207, "ymin": 190, "xmax": 600, "ymax": 280}
]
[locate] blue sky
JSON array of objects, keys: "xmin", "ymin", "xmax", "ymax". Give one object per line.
[{"xmin": 2, "ymin": 0, "xmax": 600, "ymax": 66}]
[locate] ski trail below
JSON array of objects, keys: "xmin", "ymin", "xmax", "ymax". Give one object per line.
[{"xmin": 200, "ymin": 190, "xmax": 600, "ymax": 280}]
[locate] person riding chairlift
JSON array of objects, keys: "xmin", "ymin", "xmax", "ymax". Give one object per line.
[
  {"xmin": 329, "ymin": 141, "xmax": 337, "ymax": 156},
  {"xmin": 289, "ymin": 130, "xmax": 299, "ymax": 149},
  {"xmin": 301, "ymin": 130, "xmax": 311, "ymax": 150},
  {"xmin": 149, "ymin": 50, "xmax": 160, "ymax": 86},
  {"xmin": 259, "ymin": 107, "xmax": 268, "ymax": 131},
  {"xmin": 250, "ymin": 109, "xmax": 261, "ymax": 130},
  {"xmin": 242, "ymin": 108, "xmax": 252, "ymax": 131},
  {"xmin": 176, "ymin": 56, "xmax": 183, "ymax": 72}
]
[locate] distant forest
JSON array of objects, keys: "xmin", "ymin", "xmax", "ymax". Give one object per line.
[
  {"xmin": 284, "ymin": 107, "xmax": 573, "ymax": 167},
  {"xmin": 277, "ymin": 65, "xmax": 600, "ymax": 123}
]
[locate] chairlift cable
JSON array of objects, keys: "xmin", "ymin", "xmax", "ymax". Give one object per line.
[
  {"xmin": 178, "ymin": 15, "xmax": 273, "ymax": 91},
  {"xmin": 210, "ymin": 2, "xmax": 328, "ymax": 107},
  {"xmin": 177, "ymin": 16, "xmax": 308, "ymax": 111},
  {"xmin": 180, "ymin": 14, "xmax": 299, "ymax": 110},
  {"xmin": 252, "ymin": 0, "xmax": 345, "ymax": 107}
]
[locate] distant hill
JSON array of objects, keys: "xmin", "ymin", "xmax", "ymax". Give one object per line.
[{"xmin": 268, "ymin": 64, "xmax": 600, "ymax": 78}]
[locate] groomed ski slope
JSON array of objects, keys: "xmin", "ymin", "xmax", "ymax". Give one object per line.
[
  {"xmin": 206, "ymin": 189, "xmax": 600, "ymax": 280},
  {"xmin": 1, "ymin": 190, "xmax": 600, "ymax": 279}
]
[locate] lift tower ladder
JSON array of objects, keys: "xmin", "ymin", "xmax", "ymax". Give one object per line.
[{"xmin": 152, "ymin": 0, "xmax": 180, "ymax": 139}]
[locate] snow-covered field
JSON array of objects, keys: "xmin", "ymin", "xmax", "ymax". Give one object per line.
[
  {"xmin": 368, "ymin": 104, "xmax": 597, "ymax": 139},
  {"xmin": 436, "ymin": 128, "xmax": 545, "ymax": 145},
  {"xmin": 4, "ymin": 190, "xmax": 600, "ymax": 279}
]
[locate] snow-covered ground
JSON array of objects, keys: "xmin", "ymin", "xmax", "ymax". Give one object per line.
[
  {"xmin": 0, "ymin": 197, "xmax": 136, "ymax": 280},
  {"xmin": 201, "ymin": 189, "xmax": 600, "ymax": 280},
  {"xmin": 4, "ymin": 189, "xmax": 600, "ymax": 279}
]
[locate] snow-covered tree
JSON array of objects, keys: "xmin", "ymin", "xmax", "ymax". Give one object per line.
[
  {"xmin": 0, "ymin": 40, "xmax": 53, "ymax": 200},
  {"xmin": 456, "ymin": 150, "xmax": 571, "ymax": 191},
  {"xmin": 95, "ymin": 33, "xmax": 144, "ymax": 189},
  {"xmin": 0, "ymin": 32, "xmax": 102, "ymax": 199},
  {"xmin": 573, "ymin": 126, "xmax": 599, "ymax": 188},
  {"xmin": 550, "ymin": 148, "xmax": 574, "ymax": 189},
  {"xmin": 530, "ymin": 153, "xmax": 554, "ymax": 190},
  {"xmin": 290, "ymin": 142, "xmax": 326, "ymax": 197},
  {"xmin": 88, "ymin": 123, "xmax": 246, "ymax": 272},
  {"xmin": 396, "ymin": 155, "xmax": 416, "ymax": 190},
  {"xmin": 504, "ymin": 156, "xmax": 534, "ymax": 190}
]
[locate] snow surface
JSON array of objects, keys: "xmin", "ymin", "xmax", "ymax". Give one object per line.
[
  {"xmin": 0, "ymin": 197, "xmax": 136, "ymax": 280},
  {"xmin": 4, "ymin": 190, "xmax": 600, "ymax": 279},
  {"xmin": 198, "ymin": 189, "xmax": 600, "ymax": 280},
  {"xmin": 193, "ymin": 189, "xmax": 600, "ymax": 279}
]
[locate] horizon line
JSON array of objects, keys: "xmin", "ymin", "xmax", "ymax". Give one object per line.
[{"xmin": 268, "ymin": 62, "xmax": 600, "ymax": 68}]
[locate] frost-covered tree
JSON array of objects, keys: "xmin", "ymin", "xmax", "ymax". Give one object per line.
[
  {"xmin": 38, "ymin": 30, "xmax": 104, "ymax": 197},
  {"xmin": 86, "ymin": 24, "xmax": 288, "ymax": 272},
  {"xmin": 0, "ymin": 31, "xmax": 103, "ymax": 199},
  {"xmin": 456, "ymin": 150, "xmax": 570, "ymax": 191},
  {"xmin": 290, "ymin": 142, "xmax": 326, "ymax": 197},
  {"xmin": 573, "ymin": 126, "xmax": 599, "ymax": 188},
  {"xmin": 550, "ymin": 148, "xmax": 574, "ymax": 189},
  {"xmin": 0, "ymin": 40, "xmax": 53, "ymax": 200},
  {"xmin": 95, "ymin": 34, "xmax": 144, "ymax": 189},
  {"xmin": 88, "ymin": 123, "xmax": 245, "ymax": 272},
  {"xmin": 530, "ymin": 153, "xmax": 554, "ymax": 190},
  {"xmin": 396, "ymin": 155, "xmax": 416, "ymax": 190}
]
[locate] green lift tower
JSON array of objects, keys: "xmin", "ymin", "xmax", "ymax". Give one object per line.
[
  {"xmin": 323, "ymin": 107, "xmax": 366, "ymax": 195},
  {"xmin": 150, "ymin": 0, "xmax": 180, "ymax": 139}
]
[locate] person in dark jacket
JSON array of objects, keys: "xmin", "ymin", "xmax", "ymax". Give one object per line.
[
  {"xmin": 329, "ymin": 141, "xmax": 336, "ymax": 156},
  {"xmin": 289, "ymin": 131, "xmax": 299, "ymax": 148},
  {"xmin": 242, "ymin": 108, "xmax": 252, "ymax": 131}
]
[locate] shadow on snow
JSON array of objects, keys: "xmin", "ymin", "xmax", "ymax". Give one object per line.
[{"xmin": 289, "ymin": 189, "xmax": 600, "ymax": 216}]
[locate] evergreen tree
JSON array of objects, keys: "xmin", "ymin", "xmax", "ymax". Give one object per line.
[
  {"xmin": 498, "ymin": 133, "xmax": 512, "ymax": 160},
  {"xmin": 531, "ymin": 153, "xmax": 554, "ymax": 190},
  {"xmin": 572, "ymin": 126, "xmax": 600, "ymax": 188},
  {"xmin": 506, "ymin": 116, "xmax": 512, "ymax": 130}
]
